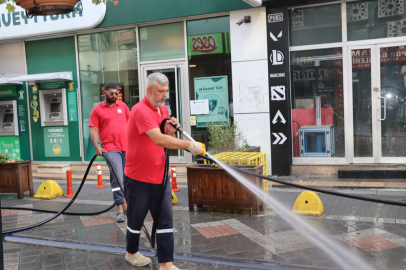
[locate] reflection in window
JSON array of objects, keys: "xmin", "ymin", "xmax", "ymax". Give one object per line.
[
  {"xmin": 78, "ymin": 28, "xmax": 139, "ymax": 161},
  {"xmin": 187, "ymin": 17, "xmax": 232, "ymax": 152},
  {"xmin": 289, "ymin": 4, "xmax": 342, "ymax": 46},
  {"xmin": 347, "ymin": 0, "xmax": 406, "ymax": 41},
  {"xmin": 290, "ymin": 48, "xmax": 345, "ymax": 158}
]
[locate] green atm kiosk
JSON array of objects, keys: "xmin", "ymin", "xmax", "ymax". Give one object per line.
[{"xmin": 0, "ymin": 80, "xmax": 29, "ymax": 161}]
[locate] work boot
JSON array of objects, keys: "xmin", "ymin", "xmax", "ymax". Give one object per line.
[{"xmin": 116, "ymin": 212, "xmax": 125, "ymax": 223}]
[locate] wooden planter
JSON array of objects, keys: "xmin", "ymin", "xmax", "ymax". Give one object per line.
[
  {"xmin": 187, "ymin": 164, "xmax": 264, "ymax": 214},
  {"xmin": 16, "ymin": 0, "xmax": 80, "ymax": 16},
  {"xmin": 0, "ymin": 161, "xmax": 33, "ymax": 199}
]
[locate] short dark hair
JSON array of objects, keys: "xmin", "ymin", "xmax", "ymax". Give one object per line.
[{"xmin": 104, "ymin": 82, "xmax": 117, "ymax": 91}]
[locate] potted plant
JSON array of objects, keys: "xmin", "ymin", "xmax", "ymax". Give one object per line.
[
  {"xmin": 1, "ymin": 0, "xmax": 116, "ymax": 16},
  {"xmin": 0, "ymin": 153, "xmax": 33, "ymax": 199}
]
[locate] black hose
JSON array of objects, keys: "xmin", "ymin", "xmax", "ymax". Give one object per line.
[
  {"xmin": 2, "ymin": 154, "xmax": 99, "ymax": 235},
  {"xmin": 199, "ymin": 154, "xmax": 406, "ymax": 207},
  {"xmin": 149, "ymin": 118, "xmax": 171, "ymax": 248},
  {"xmin": 1, "ymin": 153, "xmax": 151, "ymax": 244}
]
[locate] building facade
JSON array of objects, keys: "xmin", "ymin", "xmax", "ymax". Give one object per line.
[{"xmin": 0, "ymin": 0, "xmax": 404, "ymax": 175}]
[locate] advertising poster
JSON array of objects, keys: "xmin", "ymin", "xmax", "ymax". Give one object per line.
[
  {"xmin": 44, "ymin": 126, "xmax": 70, "ymax": 157},
  {"xmin": 194, "ymin": 76, "xmax": 229, "ymax": 127},
  {"xmin": 0, "ymin": 136, "xmax": 21, "ymax": 159}
]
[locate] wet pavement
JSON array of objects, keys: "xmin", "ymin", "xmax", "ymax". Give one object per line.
[{"xmin": 2, "ymin": 178, "xmax": 406, "ymax": 270}]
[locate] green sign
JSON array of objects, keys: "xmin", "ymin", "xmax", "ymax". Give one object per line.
[
  {"xmin": 0, "ymin": 136, "xmax": 21, "ymax": 159},
  {"xmin": 0, "ymin": 86, "xmax": 16, "ymax": 97},
  {"xmin": 39, "ymin": 82, "xmax": 66, "ymax": 90},
  {"xmin": 44, "ymin": 127, "xmax": 70, "ymax": 157},
  {"xmin": 68, "ymin": 91, "xmax": 78, "ymax": 122},
  {"xmin": 194, "ymin": 75, "xmax": 229, "ymax": 127},
  {"xmin": 188, "ymin": 33, "xmax": 224, "ymax": 56}
]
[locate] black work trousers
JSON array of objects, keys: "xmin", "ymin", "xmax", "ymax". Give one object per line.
[{"xmin": 124, "ymin": 174, "xmax": 174, "ymax": 263}]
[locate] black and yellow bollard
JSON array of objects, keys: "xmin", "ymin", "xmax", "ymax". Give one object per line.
[{"xmin": 292, "ymin": 190, "xmax": 324, "ymax": 216}]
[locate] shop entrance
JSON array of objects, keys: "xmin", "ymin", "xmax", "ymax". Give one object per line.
[
  {"xmin": 349, "ymin": 44, "xmax": 406, "ymax": 163},
  {"xmin": 140, "ymin": 62, "xmax": 190, "ymax": 164}
]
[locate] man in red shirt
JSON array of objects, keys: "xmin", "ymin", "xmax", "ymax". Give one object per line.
[
  {"xmin": 124, "ymin": 73, "xmax": 205, "ymax": 270},
  {"xmin": 89, "ymin": 82, "xmax": 130, "ymax": 223}
]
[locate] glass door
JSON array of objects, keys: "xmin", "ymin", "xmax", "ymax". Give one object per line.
[
  {"xmin": 349, "ymin": 44, "xmax": 406, "ymax": 163},
  {"xmin": 140, "ymin": 63, "xmax": 189, "ymax": 164}
]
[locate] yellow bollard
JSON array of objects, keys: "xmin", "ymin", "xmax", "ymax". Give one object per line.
[
  {"xmin": 171, "ymin": 190, "xmax": 178, "ymax": 204},
  {"xmin": 292, "ymin": 190, "xmax": 324, "ymax": 216},
  {"xmin": 34, "ymin": 180, "xmax": 64, "ymax": 199}
]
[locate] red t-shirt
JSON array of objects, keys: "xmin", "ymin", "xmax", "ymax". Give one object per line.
[
  {"xmin": 89, "ymin": 101, "xmax": 130, "ymax": 152},
  {"xmin": 124, "ymin": 97, "xmax": 169, "ymax": 184}
]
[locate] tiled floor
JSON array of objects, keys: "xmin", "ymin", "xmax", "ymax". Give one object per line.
[
  {"xmin": 196, "ymin": 225, "xmax": 239, "ymax": 238},
  {"xmin": 346, "ymin": 235, "xmax": 401, "ymax": 252}
]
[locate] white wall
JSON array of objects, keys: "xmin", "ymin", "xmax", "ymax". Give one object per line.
[
  {"xmin": 0, "ymin": 42, "xmax": 26, "ymax": 76},
  {"xmin": 230, "ymin": 7, "xmax": 271, "ymax": 173}
]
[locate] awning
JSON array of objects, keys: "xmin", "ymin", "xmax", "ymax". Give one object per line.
[
  {"xmin": 0, "ymin": 77, "xmax": 23, "ymax": 86},
  {"xmin": 7, "ymin": 72, "xmax": 73, "ymax": 84}
]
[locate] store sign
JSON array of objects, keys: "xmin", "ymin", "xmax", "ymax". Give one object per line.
[
  {"xmin": 352, "ymin": 47, "xmax": 406, "ymax": 69},
  {"xmin": 0, "ymin": 136, "xmax": 21, "ymax": 159},
  {"xmin": 39, "ymin": 82, "xmax": 66, "ymax": 90},
  {"xmin": 44, "ymin": 127, "xmax": 70, "ymax": 157},
  {"xmin": 267, "ymin": 5, "xmax": 291, "ymax": 176},
  {"xmin": 188, "ymin": 33, "xmax": 224, "ymax": 56},
  {"xmin": 0, "ymin": 85, "xmax": 16, "ymax": 97},
  {"xmin": 0, "ymin": 1, "xmax": 106, "ymax": 40}
]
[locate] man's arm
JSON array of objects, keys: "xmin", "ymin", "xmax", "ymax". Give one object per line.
[
  {"xmin": 145, "ymin": 128, "xmax": 206, "ymax": 156},
  {"xmin": 90, "ymin": 126, "xmax": 106, "ymax": 156}
]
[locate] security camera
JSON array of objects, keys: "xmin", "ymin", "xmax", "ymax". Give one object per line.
[{"xmin": 236, "ymin": 16, "xmax": 251, "ymax": 26}]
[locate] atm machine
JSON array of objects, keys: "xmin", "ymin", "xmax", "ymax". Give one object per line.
[
  {"xmin": 0, "ymin": 100, "xmax": 18, "ymax": 136},
  {"xmin": 39, "ymin": 89, "xmax": 68, "ymax": 127}
]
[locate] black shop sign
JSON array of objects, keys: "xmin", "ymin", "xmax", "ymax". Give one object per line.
[{"xmin": 266, "ymin": 5, "xmax": 291, "ymax": 176}]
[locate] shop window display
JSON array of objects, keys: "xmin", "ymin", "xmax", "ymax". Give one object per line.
[
  {"xmin": 78, "ymin": 28, "xmax": 139, "ymax": 161},
  {"xmin": 347, "ymin": 0, "xmax": 406, "ymax": 41},
  {"xmin": 290, "ymin": 48, "xmax": 345, "ymax": 158},
  {"xmin": 187, "ymin": 17, "xmax": 233, "ymax": 150},
  {"xmin": 289, "ymin": 4, "xmax": 342, "ymax": 47}
]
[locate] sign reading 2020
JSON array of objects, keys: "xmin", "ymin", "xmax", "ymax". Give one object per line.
[{"xmin": 0, "ymin": 1, "xmax": 106, "ymax": 40}]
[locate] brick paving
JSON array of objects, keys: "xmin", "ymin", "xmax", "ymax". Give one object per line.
[{"xmin": 2, "ymin": 180, "xmax": 406, "ymax": 269}]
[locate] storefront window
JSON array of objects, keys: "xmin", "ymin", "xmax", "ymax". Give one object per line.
[
  {"xmin": 78, "ymin": 28, "xmax": 139, "ymax": 161},
  {"xmin": 139, "ymin": 22, "xmax": 185, "ymax": 62},
  {"xmin": 347, "ymin": 0, "xmax": 406, "ymax": 41},
  {"xmin": 187, "ymin": 17, "xmax": 232, "ymax": 150},
  {"xmin": 290, "ymin": 48, "xmax": 345, "ymax": 158},
  {"xmin": 289, "ymin": 4, "xmax": 342, "ymax": 46}
]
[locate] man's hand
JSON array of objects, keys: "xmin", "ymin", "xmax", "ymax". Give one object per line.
[
  {"xmin": 188, "ymin": 141, "xmax": 206, "ymax": 156},
  {"xmin": 165, "ymin": 117, "xmax": 179, "ymax": 135},
  {"xmin": 96, "ymin": 147, "xmax": 106, "ymax": 156}
]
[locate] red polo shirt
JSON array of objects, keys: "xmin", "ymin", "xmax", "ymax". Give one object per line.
[
  {"xmin": 89, "ymin": 101, "xmax": 130, "ymax": 152},
  {"xmin": 124, "ymin": 97, "xmax": 169, "ymax": 184}
]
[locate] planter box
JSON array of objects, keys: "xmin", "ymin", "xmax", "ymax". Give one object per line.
[
  {"xmin": 0, "ymin": 161, "xmax": 33, "ymax": 199},
  {"xmin": 186, "ymin": 164, "xmax": 264, "ymax": 214}
]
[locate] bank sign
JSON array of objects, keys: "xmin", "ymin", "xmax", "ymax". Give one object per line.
[{"xmin": 0, "ymin": 1, "xmax": 106, "ymax": 40}]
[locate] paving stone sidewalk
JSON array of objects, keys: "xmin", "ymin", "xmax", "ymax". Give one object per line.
[{"xmin": 2, "ymin": 179, "xmax": 406, "ymax": 270}]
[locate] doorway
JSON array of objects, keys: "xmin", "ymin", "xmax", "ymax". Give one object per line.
[
  {"xmin": 140, "ymin": 62, "xmax": 190, "ymax": 164},
  {"xmin": 349, "ymin": 44, "xmax": 406, "ymax": 163}
]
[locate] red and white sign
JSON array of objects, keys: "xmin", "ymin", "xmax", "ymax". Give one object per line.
[{"xmin": 191, "ymin": 35, "xmax": 218, "ymax": 53}]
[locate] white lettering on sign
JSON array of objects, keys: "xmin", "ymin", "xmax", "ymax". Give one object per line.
[
  {"xmin": 270, "ymin": 50, "xmax": 284, "ymax": 65},
  {"xmin": 272, "ymin": 133, "xmax": 287, "ymax": 144},
  {"xmin": 272, "ymin": 110, "xmax": 286, "ymax": 124},
  {"xmin": 49, "ymin": 129, "xmax": 63, "ymax": 132},
  {"xmin": 271, "ymin": 86, "xmax": 286, "ymax": 101},
  {"xmin": 268, "ymin": 13, "xmax": 283, "ymax": 23},
  {"xmin": 0, "ymin": 1, "xmax": 106, "ymax": 40},
  {"xmin": 270, "ymin": 73, "xmax": 285, "ymax": 78},
  {"xmin": 269, "ymin": 30, "xmax": 282, "ymax": 41}
]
